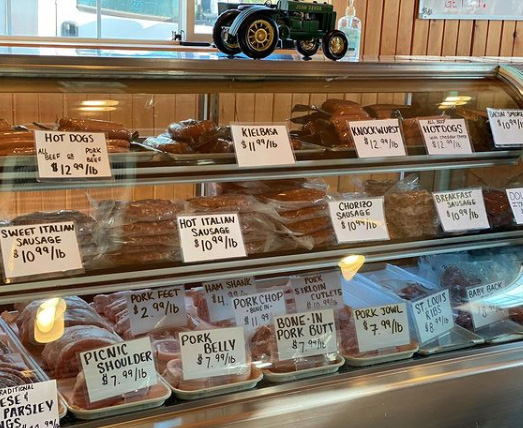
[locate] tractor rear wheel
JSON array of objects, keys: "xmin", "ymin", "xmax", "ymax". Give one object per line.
[{"xmin": 238, "ymin": 15, "xmax": 279, "ymax": 59}]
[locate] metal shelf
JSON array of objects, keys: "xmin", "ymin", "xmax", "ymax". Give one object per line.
[
  {"xmin": 1, "ymin": 230, "xmax": 521, "ymax": 304},
  {"xmin": 65, "ymin": 341, "xmax": 523, "ymax": 428},
  {"xmin": 0, "ymin": 150, "xmax": 519, "ymax": 191}
]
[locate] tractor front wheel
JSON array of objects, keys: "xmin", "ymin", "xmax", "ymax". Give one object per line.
[
  {"xmin": 213, "ymin": 9, "xmax": 241, "ymax": 56},
  {"xmin": 322, "ymin": 30, "xmax": 348, "ymax": 61},
  {"xmin": 295, "ymin": 39, "xmax": 320, "ymax": 58},
  {"xmin": 238, "ymin": 15, "xmax": 279, "ymax": 59}
]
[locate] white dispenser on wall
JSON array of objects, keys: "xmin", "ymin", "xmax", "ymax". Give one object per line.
[{"xmin": 338, "ymin": 0, "xmax": 362, "ymax": 61}]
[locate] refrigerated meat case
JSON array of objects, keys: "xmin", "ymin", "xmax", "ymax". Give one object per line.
[{"xmin": 0, "ymin": 50, "xmax": 521, "ymax": 428}]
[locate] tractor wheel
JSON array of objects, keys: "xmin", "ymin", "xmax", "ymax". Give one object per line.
[
  {"xmin": 295, "ymin": 39, "xmax": 320, "ymax": 58},
  {"xmin": 238, "ymin": 15, "xmax": 279, "ymax": 59},
  {"xmin": 213, "ymin": 9, "xmax": 241, "ymax": 56},
  {"xmin": 322, "ymin": 30, "xmax": 348, "ymax": 61}
]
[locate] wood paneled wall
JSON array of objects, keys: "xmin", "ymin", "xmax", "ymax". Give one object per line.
[{"xmin": 331, "ymin": 0, "xmax": 523, "ymax": 57}]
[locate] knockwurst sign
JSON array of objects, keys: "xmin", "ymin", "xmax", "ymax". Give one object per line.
[
  {"xmin": 349, "ymin": 119, "xmax": 407, "ymax": 158},
  {"xmin": 80, "ymin": 337, "xmax": 157, "ymax": 402},
  {"xmin": 34, "ymin": 130, "xmax": 112, "ymax": 180},
  {"xmin": 179, "ymin": 327, "xmax": 247, "ymax": 380}
]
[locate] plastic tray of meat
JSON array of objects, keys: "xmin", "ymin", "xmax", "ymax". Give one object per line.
[
  {"xmin": 343, "ymin": 343, "xmax": 419, "ymax": 367},
  {"xmin": 476, "ymin": 319, "xmax": 523, "ymax": 344},
  {"xmin": 169, "ymin": 367, "xmax": 263, "ymax": 401},
  {"xmin": 262, "ymin": 356, "xmax": 345, "ymax": 383},
  {"xmin": 0, "ymin": 318, "xmax": 68, "ymax": 418},
  {"xmin": 417, "ymin": 325, "xmax": 484, "ymax": 355}
]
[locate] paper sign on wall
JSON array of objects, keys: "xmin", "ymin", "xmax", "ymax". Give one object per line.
[
  {"xmin": 0, "ymin": 221, "xmax": 84, "ymax": 282},
  {"xmin": 35, "ymin": 130, "xmax": 112, "ymax": 180},
  {"xmin": 349, "ymin": 119, "xmax": 407, "ymax": 158}
]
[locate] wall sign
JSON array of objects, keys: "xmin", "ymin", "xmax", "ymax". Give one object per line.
[{"xmin": 419, "ymin": 0, "xmax": 523, "ymax": 20}]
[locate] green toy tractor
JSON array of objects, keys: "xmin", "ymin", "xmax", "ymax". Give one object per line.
[{"xmin": 213, "ymin": 1, "xmax": 348, "ymax": 60}]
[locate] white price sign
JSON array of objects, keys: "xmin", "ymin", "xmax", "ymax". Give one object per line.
[
  {"xmin": 411, "ymin": 289, "xmax": 454, "ymax": 344},
  {"xmin": 0, "ymin": 380, "xmax": 60, "ymax": 428},
  {"xmin": 433, "ymin": 188, "xmax": 490, "ymax": 232},
  {"xmin": 177, "ymin": 213, "xmax": 246, "ymax": 263},
  {"xmin": 179, "ymin": 327, "xmax": 247, "ymax": 380},
  {"xmin": 467, "ymin": 281, "xmax": 508, "ymax": 330},
  {"xmin": 203, "ymin": 277, "xmax": 256, "ymax": 323},
  {"xmin": 0, "ymin": 221, "xmax": 84, "ymax": 282},
  {"xmin": 127, "ymin": 286, "xmax": 187, "ymax": 336},
  {"xmin": 232, "ymin": 289, "xmax": 287, "ymax": 333},
  {"xmin": 507, "ymin": 188, "xmax": 523, "ymax": 225},
  {"xmin": 418, "ymin": 118, "xmax": 473, "ymax": 155},
  {"xmin": 274, "ymin": 309, "xmax": 338, "ymax": 360},
  {"xmin": 353, "ymin": 303, "xmax": 410, "ymax": 353},
  {"xmin": 487, "ymin": 109, "xmax": 523, "ymax": 147},
  {"xmin": 328, "ymin": 197, "xmax": 389, "ymax": 244},
  {"xmin": 290, "ymin": 271, "xmax": 343, "ymax": 312},
  {"xmin": 80, "ymin": 337, "xmax": 157, "ymax": 403},
  {"xmin": 231, "ymin": 124, "xmax": 296, "ymax": 167},
  {"xmin": 35, "ymin": 130, "xmax": 112, "ymax": 180},
  {"xmin": 349, "ymin": 119, "xmax": 407, "ymax": 158}
]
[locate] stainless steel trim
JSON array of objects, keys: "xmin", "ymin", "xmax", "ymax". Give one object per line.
[
  {"xmin": 0, "ymin": 151, "xmax": 518, "ymax": 191},
  {"xmin": 68, "ymin": 341, "xmax": 523, "ymax": 428},
  {"xmin": 0, "ymin": 231, "xmax": 521, "ymax": 304}
]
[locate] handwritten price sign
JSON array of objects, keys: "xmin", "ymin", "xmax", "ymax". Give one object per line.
[
  {"xmin": 418, "ymin": 118, "xmax": 473, "ymax": 155},
  {"xmin": 412, "ymin": 289, "xmax": 454, "ymax": 344},
  {"xmin": 203, "ymin": 277, "xmax": 256, "ymax": 322},
  {"xmin": 507, "ymin": 188, "xmax": 523, "ymax": 224},
  {"xmin": 232, "ymin": 289, "xmax": 287, "ymax": 333},
  {"xmin": 349, "ymin": 119, "xmax": 407, "ymax": 158},
  {"xmin": 487, "ymin": 109, "xmax": 523, "ymax": 147},
  {"xmin": 466, "ymin": 281, "xmax": 508, "ymax": 330},
  {"xmin": 433, "ymin": 188, "xmax": 490, "ymax": 232},
  {"xmin": 290, "ymin": 271, "xmax": 343, "ymax": 312},
  {"xmin": 231, "ymin": 124, "xmax": 295, "ymax": 167}
]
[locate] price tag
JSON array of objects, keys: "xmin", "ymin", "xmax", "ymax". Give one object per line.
[
  {"xmin": 433, "ymin": 188, "xmax": 490, "ymax": 232},
  {"xmin": 177, "ymin": 213, "xmax": 246, "ymax": 263},
  {"xmin": 0, "ymin": 222, "xmax": 84, "ymax": 282},
  {"xmin": 290, "ymin": 271, "xmax": 343, "ymax": 312},
  {"xmin": 203, "ymin": 277, "xmax": 256, "ymax": 323},
  {"xmin": 0, "ymin": 380, "xmax": 60, "ymax": 428},
  {"xmin": 466, "ymin": 281, "xmax": 508, "ymax": 330},
  {"xmin": 232, "ymin": 289, "xmax": 287, "ymax": 333},
  {"xmin": 274, "ymin": 309, "xmax": 338, "ymax": 360},
  {"xmin": 411, "ymin": 289, "xmax": 454, "ymax": 344},
  {"xmin": 127, "ymin": 286, "xmax": 187, "ymax": 336},
  {"xmin": 507, "ymin": 188, "xmax": 523, "ymax": 224},
  {"xmin": 353, "ymin": 303, "xmax": 410, "ymax": 353},
  {"xmin": 418, "ymin": 118, "xmax": 473, "ymax": 155},
  {"xmin": 487, "ymin": 108, "xmax": 523, "ymax": 147},
  {"xmin": 180, "ymin": 327, "xmax": 247, "ymax": 380},
  {"xmin": 80, "ymin": 337, "xmax": 157, "ymax": 403},
  {"xmin": 349, "ymin": 119, "xmax": 407, "ymax": 158},
  {"xmin": 35, "ymin": 130, "xmax": 112, "ymax": 180},
  {"xmin": 328, "ymin": 197, "xmax": 389, "ymax": 243},
  {"xmin": 231, "ymin": 124, "xmax": 296, "ymax": 167}
]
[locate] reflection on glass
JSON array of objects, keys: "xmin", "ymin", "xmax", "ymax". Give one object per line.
[
  {"xmin": 339, "ymin": 255, "xmax": 366, "ymax": 281},
  {"xmin": 35, "ymin": 297, "xmax": 66, "ymax": 344}
]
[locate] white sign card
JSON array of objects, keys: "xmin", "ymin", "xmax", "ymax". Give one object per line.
[
  {"xmin": 80, "ymin": 337, "xmax": 157, "ymax": 403},
  {"xmin": 203, "ymin": 276, "xmax": 257, "ymax": 323},
  {"xmin": 419, "ymin": 0, "xmax": 523, "ymax": 20},
  {"xmin": 349, "ymin": 119, "xmax": 407, "ymax": 158},
  {"xmin": 179, "ymin": 327, "xmax": 247, "ymax": 380},
  {"xmin": 231, "ymin": 124, "xmax": 296, "ymax": 167},
  {"xmin": 274, "ymin": 309, "xmax": 338, "ymax": 360},
  {"xmin": 353, "ymin": 303, "xmax": 410, "ymax": 353},
  {"xmin": 418, "ymin": 118, "xmax": 473, "ymax": 155},
  {"xmin": 487, "ymin": 109, "xmax": 523, "ymax": 147},
  {"xmin": 433, "ymin": 188, "xmax": 490, "ymax": 232},
  {"xmin": 0, "ymin": 380, "xmax": 60, "ymax": 428},
  {"xmin": 466, "ymin": 281, "xmax": 508, "ymax": 330},
  {"xmin": 411, "ymin": 289, "xmax": 454, "ymax": 344},
  {"xmin": 232, "ymin": 289, "xmax": 287, "ymax": 333},
  {"xmin": 177, "ymin": 213, "xmax": 246, "ymax": 263},
  {"xmin": 127, "ymin": 286, "xmax": 187, "ymax": 336},
  {"xmin": 290, "ymin": 271, "xmax": 343, "ymax": 312},
  {"xmin": 328, "ymin": 197, "xmax": 389, "ymax": 244},
  {"xmin": 0, "ymin": 221, "xmax": 84, "ymax": 282},
  {"xmin": 507, "ymin": 188, "xmax": 523, "ymax": 224},
  {"xmin": 35, "ymin": 130, "xmax": 112, "ymax": 180}
]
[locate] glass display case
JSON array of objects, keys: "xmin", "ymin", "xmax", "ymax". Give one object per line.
[{"xmin": 0, "ymin": 49, "xmax": 520, "ymax": 428}]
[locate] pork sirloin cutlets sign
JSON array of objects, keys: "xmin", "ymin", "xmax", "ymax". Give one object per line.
[
  {"xmin": 0, "ymin": 221, "xmax": 84, "ymax": 282},
  {"xmin": 0, "ymin": 381, "xmax": 60, "ymax": 428},
  {"xmin": 34, "ymin": 130, "xmax": 112, "ymax": 180},
  {"xmin": 80, "ymin": 337, "xmax": 157, "ymax": 402},
  {"xmin": 177, "ymin": 213, "xmax": 246, "ymax": 263},
  {"xmin": 231, "ymin": 124, "xmax": 296, "ymax": 167}
]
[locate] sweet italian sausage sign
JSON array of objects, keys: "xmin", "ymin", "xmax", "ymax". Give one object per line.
[{"xmin": 34, "ymin": 130, "xmax": 112, "ymax": 180}]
